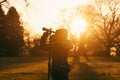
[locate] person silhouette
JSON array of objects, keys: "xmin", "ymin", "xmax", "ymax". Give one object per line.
[{"xmin": 40, "ymin": 28, "xmax": 73, "ymax": 80}]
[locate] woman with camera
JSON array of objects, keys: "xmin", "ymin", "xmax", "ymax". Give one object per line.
[{"xmin": 40, "ymin": 27, "xmax": 73, "ymax": 80}]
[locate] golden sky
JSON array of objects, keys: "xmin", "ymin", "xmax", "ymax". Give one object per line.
[{"xmin": 4, "ymin": 0, "xmax": 91, "ymax": 37}]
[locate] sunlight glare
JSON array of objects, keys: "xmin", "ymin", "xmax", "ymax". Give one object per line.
[
  {"xmin": 70, "ymin": 16, "xmax": 87, "ymax": 38},
  {"xmin": 6, "ymin": 0, "xmax": 90, "ymax": 38}
]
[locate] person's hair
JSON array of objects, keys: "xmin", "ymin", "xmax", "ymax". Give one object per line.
[{"xmin": 54, "ymin": 28, "xmax": 68, "ymax": 42}]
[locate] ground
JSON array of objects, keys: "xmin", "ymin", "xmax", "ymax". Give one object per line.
[{"xmin": 0, "ymin": 57, "xmax": 120, "ymax": 80}]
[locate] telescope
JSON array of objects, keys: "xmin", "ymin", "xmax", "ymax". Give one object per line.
[{"xmin": 42, "ymin": 27, "xmax": 55, "ymax": 33}]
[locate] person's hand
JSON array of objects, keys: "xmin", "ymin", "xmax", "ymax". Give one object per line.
[{"xmin": 43, "ymin": 31, "xmax": 49, "ymax": 36}]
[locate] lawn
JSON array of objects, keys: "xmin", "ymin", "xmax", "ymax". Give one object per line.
[{"xmin": 0, "ymin": 57, "xmax": 120, "ymax": 80}]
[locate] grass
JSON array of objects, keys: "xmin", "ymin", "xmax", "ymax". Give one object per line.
[{"xmin": 0, "ymin": 57, "xmax": 120, "ymax": 80}]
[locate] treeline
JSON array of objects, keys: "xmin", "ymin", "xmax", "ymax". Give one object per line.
[
  {"xmin": 0, "ymin": 5, "xmax": 48, "ymax": 57},
  {"xmin": 0, "ymin": 5, "xmax": 24, "ymax": 56}
]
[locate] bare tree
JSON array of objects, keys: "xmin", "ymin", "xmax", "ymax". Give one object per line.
[
  {"xmin": 75, "ymin": 0, "xmax": 120, "ymax": 56},
  {"xmin": 90, "ymin": 0, "xmax": 120, "ymax": 56},
  {"xmin": 0, "ymin": 0, "xmax": 7, "ymax": 4}
]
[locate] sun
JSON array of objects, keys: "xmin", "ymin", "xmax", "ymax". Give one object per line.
[{"xmin": 70, "ymin": 16, "xmax": 87, "ymax": 38}]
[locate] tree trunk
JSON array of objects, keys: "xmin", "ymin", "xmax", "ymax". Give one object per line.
[{"xmin": 106, "ymin": 46, "xmax": 111, "ymax": 57}]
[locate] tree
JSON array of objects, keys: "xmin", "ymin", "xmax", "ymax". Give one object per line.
[
  {"xmin": 0, "ymin": 0, "xmax": 7, "ymax": 4},
  {"xmin": 76, "ymin": 0, "xmax": 120, "ymax": 56},
  {"xmin": 90, "ymin": 0, "xmax": 120, "ymax": 56},
  {"xmin": 0, "ymin": 4, "xmax": 6, "ymax": 56},
  {"xmin": 4, "ymin": 6, "xmax": 24, "ymax": 56},
  {"xmin": 30, "ymin": 38, "xmax": 40, "ymax": 56},
  {"xmin": 0, "ymin": 0, "xmax": 26, "ymax": 56},
  {"xmin": 75, "ymin": 0, "xmax": 120, "ymax": 57}
]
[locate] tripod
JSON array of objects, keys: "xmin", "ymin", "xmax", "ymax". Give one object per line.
[{"xmin": 47, "ymin": 29, "xmax": 54, "ymax": 80}]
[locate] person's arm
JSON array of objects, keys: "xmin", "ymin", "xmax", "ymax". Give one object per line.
[{"xmin": 40, "ymin": 32, "xmax": 49, "ymax": 50}]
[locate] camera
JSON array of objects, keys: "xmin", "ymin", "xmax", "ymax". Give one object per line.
[{"xmin": 42, "ymin": 27, "xmax": 55, "ymax": 33}]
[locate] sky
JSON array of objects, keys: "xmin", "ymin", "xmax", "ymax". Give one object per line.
[{"xmin": 3, "ymin": 0, "xmax": 91, "ymax": 37}]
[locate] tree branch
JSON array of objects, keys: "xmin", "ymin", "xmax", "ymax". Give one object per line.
[{"xmin": 0, "ymin": 0, "xmax": 7, "ymax": 4}]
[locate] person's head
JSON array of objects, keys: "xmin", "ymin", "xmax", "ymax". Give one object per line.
[{"xmin": 54, "ymin": 28, "xmax": 68, "ymax": 42}]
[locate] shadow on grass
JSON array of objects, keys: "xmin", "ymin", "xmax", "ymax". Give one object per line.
[
  {"xmin": 0, "ymin": 57, "xmax": 48, "ymax": 71},
  {"xmin": 70, "ymin": 62, "xmax": 102, "ymax": 80},
  {"xmin": 0, "ymin": 72, "xmax": 48, "ymax": 80}
]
